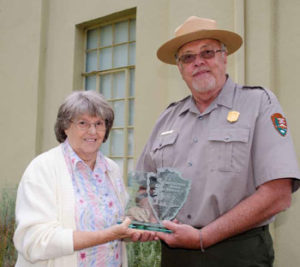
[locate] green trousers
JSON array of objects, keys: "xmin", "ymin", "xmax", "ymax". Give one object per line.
[{"xmin": 161, "ymin": 225, "xmax": 274, "ymax": 267}]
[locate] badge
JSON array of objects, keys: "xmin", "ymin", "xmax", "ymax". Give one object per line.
[
  {"xmin": 271, "ymin": 113, "xmax": 287, "ymax": 136},
  {"xmin": 227, "ymin": 111, "xmax": 240, "ymax": 123}
]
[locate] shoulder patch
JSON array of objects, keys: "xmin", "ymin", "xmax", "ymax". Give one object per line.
[
  {"xmin": 242, "ymin": 86, "xmax": 271, "ymax": 104},
  {"xmin": 271, "ymin": 113, "xmax": 287, "ymax": 136}
]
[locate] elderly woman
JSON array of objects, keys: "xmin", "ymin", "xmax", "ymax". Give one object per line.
[{"xmin": 13, "ymin": 91, "xmax": 152, "ymax": 267}]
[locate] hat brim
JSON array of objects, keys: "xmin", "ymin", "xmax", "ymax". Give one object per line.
[{"xmin": 157, "ymin": 29, "xmax": 243, "ymax": 65}]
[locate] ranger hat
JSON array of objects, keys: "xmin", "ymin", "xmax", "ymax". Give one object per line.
[{"xmin": 157, "ymin": 16, "xmax": 243, "ymax": 65}]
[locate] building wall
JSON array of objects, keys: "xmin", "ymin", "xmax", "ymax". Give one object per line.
[
  {"xmin": 0, "ymin": 0, "xmax": 43, "ymax": 189},
  {"xmin": 268, "ymin": 1, "xmax": 300, "ymax": 265},
  {"xmin": 0, "ymin": 0, "xmax": 299, "ymax": 265}
]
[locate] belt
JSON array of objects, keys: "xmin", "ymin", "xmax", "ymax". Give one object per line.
[
  {"xmin": 225, "ymin": 224, "xmax": 269, "ymax": 241},
  {"xmin": 238, "ymin": 225, "xmax": 269, "ymax": 234},
  {"xmin": 194, "ymin": 225, "xmax": 269, "ymax": 240},
  {"xmin": 196, "ymin": 224, "xmax": 268, "ymax": 232}
]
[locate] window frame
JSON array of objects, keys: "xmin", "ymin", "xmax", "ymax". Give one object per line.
[{"xmin": 82, "ymin": 16, "xmax": 136, "ymax": 184}]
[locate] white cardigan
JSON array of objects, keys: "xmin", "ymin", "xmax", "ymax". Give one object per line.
[{"xmin": 13, "ymin": 145, "xmax": 128, "ymax": 267}]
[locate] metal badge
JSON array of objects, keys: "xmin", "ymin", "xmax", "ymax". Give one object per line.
[{"xmin": 227, "ymin": 111, "xmax": 240, "ymax": 123}]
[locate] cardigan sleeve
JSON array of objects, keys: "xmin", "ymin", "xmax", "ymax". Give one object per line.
[{"xmin": 13, "ymin": 148, "xmax": 74, "ymax": 263}]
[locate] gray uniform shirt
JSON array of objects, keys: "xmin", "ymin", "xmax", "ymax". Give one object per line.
[{"xmin": 136, "ymin": 76, "xmax": 300, "ymax": 228}]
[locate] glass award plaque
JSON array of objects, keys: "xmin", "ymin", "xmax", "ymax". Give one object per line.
[{"xmin": 119, "ymin": 168, "xmax": 191, "ymax": 233}]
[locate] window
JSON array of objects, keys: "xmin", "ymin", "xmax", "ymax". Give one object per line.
[{"xmin": 83, "ymin": 17, "xmax": 136, "ymax": 183}]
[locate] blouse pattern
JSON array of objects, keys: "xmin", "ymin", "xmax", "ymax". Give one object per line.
[{"xmin": 63, "ymin": 140, "xmax": 124, "ymax": 267}]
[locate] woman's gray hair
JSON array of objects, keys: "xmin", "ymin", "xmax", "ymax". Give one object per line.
[{"xmin": 54, "ymin": 90, "xmax": 114, "ymax": 143}]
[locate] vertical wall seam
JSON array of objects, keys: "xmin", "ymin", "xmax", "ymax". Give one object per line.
[
  {"xmin": 272, "ymin": 0, "xmax": 278, "ymax": 96},
  {"xmin": 234, "ymin": 0, "xmax": 245, "ymax": 85},
  {"xmin": 35, "ymin": 0, "xmax": 49, "ymax": 155}
]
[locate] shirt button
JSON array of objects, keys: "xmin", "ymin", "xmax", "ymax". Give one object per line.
[
  {"xmin": 198, "ymin": 116, "xmax": 203, "ymax": 120},
  {"xmin": 193, "ymin": 137, "xmax": 198, "ymax": 143},
  {"xmin": 188, "ymin": 162, "xmax": 193, "ymax": 166},
  {"xmin": 224, "ymin": 136, "xmax": 230, "ymax": 142},
  {"xmin": 187, "ymin": 214, "xmax": 192, "ymax": 219}
]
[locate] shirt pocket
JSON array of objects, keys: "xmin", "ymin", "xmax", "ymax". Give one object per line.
[
  {"xmin": 208, "ymin": 127, "xmax": 250, "ymax": 172},
  {"xmin": 151, "ymin": 131, "xmax": 179, "ymax": 168}
]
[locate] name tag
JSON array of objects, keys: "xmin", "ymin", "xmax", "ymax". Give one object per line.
[{"xmin": 161, "ymin": 130, "xmax": 174, "ymax": 136}]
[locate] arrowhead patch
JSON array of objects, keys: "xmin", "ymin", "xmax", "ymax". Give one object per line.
[{"xmin": 271, "ymin": 113, "xmax": 287, "ymax": 136}]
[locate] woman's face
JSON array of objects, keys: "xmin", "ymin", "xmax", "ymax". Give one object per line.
[{"xmin": 64, "ymin": 114, "xmax": 106, "ymax": 162}]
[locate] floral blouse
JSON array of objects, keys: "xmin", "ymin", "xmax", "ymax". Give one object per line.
[{"xmin": 63, "ymin": 140, "xmax": 124, "ymax": 267}]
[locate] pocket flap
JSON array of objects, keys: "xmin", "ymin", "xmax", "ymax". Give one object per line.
[
  {"xmin": 152, "ymin": 131, "xmax": 178, "ymax": 151},
  {"xmin": 208, "ymin": 128, "xmax": 249, "ymax": 143}
]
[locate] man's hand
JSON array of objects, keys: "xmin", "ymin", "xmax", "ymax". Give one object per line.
[{"xmin": 156, "ymin": 220, "xmax": 201, "ymax": 249}]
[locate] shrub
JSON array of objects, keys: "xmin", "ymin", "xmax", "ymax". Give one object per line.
[
  {"xmin": 0, "ymin": 188, "xmax": 17, "ymax": 267},
  {"xmin": 127, "ymin": 240, "xmax": 161, "ymax": 267}
]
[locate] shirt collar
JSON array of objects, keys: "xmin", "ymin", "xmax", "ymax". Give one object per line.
[
  {"xmin": 178, "ymin": 75, "xmax": 236, "ymax": 116},
  {"xmin": 179, "ymin": 96, "xmax": 197, "ymax": 115},
  {"xmin": 96, "ymin": 152, "xmax": 112, "ymax": 173},
  {"xmin": 63, "ymin": 140, "xmax": 81, "ymax": 167},
  {"xmin": 63, "ymin": 139, "xmax": 111, "ymax": 172},
  {"xmin": 214, "ymin": 75, "xmax": 236, "ymax": 109}
]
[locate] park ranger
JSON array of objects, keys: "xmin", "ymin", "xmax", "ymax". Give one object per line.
[{"xmin": 136, "ymin": 16, "xmax": 300, "ymax": 266}]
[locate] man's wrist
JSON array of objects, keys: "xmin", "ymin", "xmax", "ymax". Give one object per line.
[{"xmin": 199, "ymin": 229, "xmax": 205, "ymax": 252}]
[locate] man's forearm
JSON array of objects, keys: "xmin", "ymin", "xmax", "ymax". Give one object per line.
[{"xmin": 200, "ymin": 178, "xmax": 292, "ymax": 248}]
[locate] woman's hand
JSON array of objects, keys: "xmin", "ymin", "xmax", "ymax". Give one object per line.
[
  {"xmin": 73, "ymin": 217, "xmax": 158, "ymax": 250},
  {"xmin": 110, "ymin": 217, "xmax": 158, "ymax": 242},
  {"xmin": 109, "ymin": 217, "xmax": 135, "ymax": 239}
]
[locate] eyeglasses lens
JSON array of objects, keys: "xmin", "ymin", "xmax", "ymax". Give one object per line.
[
  {"xmin": 179, "ymin": 50, "xmax": 217, "ymax": 64},
  {"xmin": 75, "ymin": 120, "xmax": 105, "ymax": 131}
]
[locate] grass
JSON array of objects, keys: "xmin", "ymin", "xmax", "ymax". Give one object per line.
[{"xmin": 0, "ymin": 188, "xmax": 17, "ymax": 267}]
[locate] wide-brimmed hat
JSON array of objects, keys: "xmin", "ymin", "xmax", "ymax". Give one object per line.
[{"xmin": 157, "ymin": 16, "xmax": 243, "ymax": 65}]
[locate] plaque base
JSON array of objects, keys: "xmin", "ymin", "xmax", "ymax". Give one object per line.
[{"xmin": 117, "ymin": 220, "xmax": 172, "ymax": 233}]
